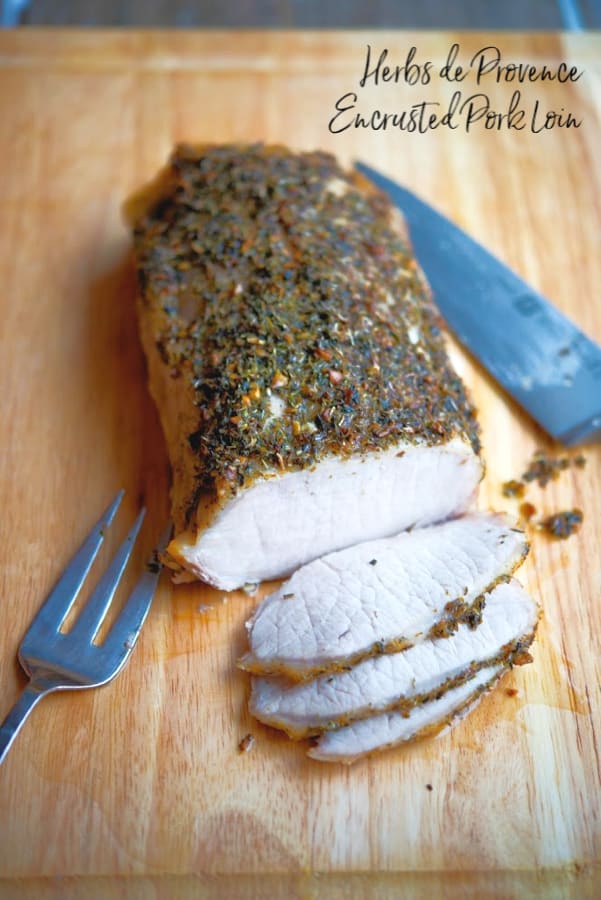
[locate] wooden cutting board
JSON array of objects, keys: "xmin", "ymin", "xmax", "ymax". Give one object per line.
[{"xmin": 0, "ymin": 29, "xmax": 599, "ymax": 899}]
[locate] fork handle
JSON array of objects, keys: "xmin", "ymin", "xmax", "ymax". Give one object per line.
[{"xmin": 0, "ymin": 679, "xmax": 57, "ymax": 766}]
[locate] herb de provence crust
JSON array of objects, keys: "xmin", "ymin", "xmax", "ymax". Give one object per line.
[{"xmin": 127, "ymin": 144, "xmax": 482, "ymax": 587}]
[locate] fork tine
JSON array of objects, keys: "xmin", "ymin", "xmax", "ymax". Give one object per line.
[
  {"xmin": 100, "ymin": 522, "xmax": 172, "ymax": 670},
  {"xmin": 25, "ymin": 489, "xmax": 125, "ymax": 639},
  {"xmin": 70, "ymin": 508, "xmax": 146, "ymax": 643}
]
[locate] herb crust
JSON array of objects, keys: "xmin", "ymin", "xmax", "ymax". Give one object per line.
[{"xmin": 131, "ymin": 144, "xmax": 480, "ymax": 520}]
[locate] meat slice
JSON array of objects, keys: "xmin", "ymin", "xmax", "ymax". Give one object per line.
[
  {"xmin": 249, "ymin": 578, "xmax": 538, "ymax": 738},
  {"xmin": 240, "ymin": 512, "xmax": 528, "ymax": 679},
  {"xmin": 129, "ymin": 144, "xmax": 482, "ymax": 589},
  {"xmin": 309, "ymin": 664, "xmax": 504, "ymax": 764}
]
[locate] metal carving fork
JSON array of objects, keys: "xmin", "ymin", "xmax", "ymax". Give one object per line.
[{"xmin": 0, "ymin": 490, "xmax": 169, "ymax": 766}]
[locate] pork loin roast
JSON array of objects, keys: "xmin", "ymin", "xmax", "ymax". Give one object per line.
[
  {"xmin": 308, "ymin": 663, "xmax": 504, "ymax": 763},
  {"xmin": 129, "ymin": 145, "xmax": 481, "ymax": 589},
  {"xmin": 249, "ymin": 578, "xmax": 538, "ymax": 739},
  {"xmin": 240, "ymin": 512, "xmax": 528, "ymax": 680}
]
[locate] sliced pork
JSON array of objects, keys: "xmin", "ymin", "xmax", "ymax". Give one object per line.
[
  {"xmin": 249, "ymin": 578, "xmax": 538, "ymax": 738},
  {"xmin": 129, "ymin": 145, "xmax": 481, "ymax": 589},
  {"xmin": 309, "ymin": 664, "xmax": 504, "ymax": 763},
  {"xmin": 240, "ymin": 512, "xmax": 528, "ymax": 679}
]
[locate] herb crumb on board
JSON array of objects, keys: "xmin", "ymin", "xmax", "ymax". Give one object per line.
[
  {"xmin": 521, "ymin": 449, "xmax": 583, "ymax": 488},
  {"xmin": 538, "ymin": 509, "xmax": 583, "ymax": 540},
  {"xmin": 238, "ymin": 733, "xmax": 256, "ymax": 753},
  {"xmin": 501, "ymin": 479, "xmax": 525, "ymax": 499},
  {"xmin": 501, "ymin": 450, "xmax": 586, "ymax": 541}
]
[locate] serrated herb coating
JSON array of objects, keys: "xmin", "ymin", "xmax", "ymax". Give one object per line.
[{"xmin": 132, "ymin": 144, "xmax": 480, "ymax": 503}]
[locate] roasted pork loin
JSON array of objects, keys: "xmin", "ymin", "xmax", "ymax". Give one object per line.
[
  {"xmin": 249, "ymin": 578, "xmax": 538, "ymax": 739},
  {"xmin": 308, "ymin": 664, "xmax": 504, "ymax": 763},
  {"xmin": 240, "ymin": 512, "xmax": 528, "ymax": 680},
  {"xmin": 129, "ymin": 145, "xmax": 481, "ymax": 589}
]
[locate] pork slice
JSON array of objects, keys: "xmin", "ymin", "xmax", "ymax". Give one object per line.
[
  {"xmin": 240, "ymin": 512, "xmax": 528, "ymax": 679},
  {"xmin": 129, "ymin": 144, "xmax": 482, "ymax": 589},
  {"xmin": 249, "ymin": 578, "xmax": 538, "ymax": 738},
  {"xmin": 309, "ymin": 664, "xmax": 504, "ymax": 763}
]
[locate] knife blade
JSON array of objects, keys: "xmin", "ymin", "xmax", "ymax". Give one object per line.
[{"xmin": 355, "ymin": 161, "xmax": 601, "ymax": 446}]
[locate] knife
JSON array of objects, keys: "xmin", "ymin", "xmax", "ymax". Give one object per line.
[{"xmin": 355, "ymin": 161, "xmax": 601, "ymax": 446}]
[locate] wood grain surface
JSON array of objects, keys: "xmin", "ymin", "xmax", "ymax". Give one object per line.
[{"xmin": 0, "ymin": 30, "xmax": 600, "ymax": 899}]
